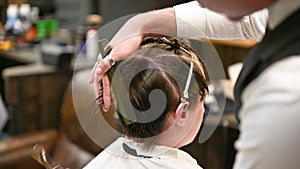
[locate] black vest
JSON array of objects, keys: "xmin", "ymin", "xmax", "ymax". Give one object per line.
[{"xmin": 234, "ymin": 8, "xmax": 300, "ymax": 120}]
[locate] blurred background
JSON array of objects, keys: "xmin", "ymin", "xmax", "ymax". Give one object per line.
[{"xmin": 0, "ymin": 0, "xmax": 256, "ymax": 169}]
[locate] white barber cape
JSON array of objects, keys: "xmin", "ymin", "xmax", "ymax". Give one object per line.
[{"xmin": 84, "ymin": 137, "xmax": 202, "ymax": 169}]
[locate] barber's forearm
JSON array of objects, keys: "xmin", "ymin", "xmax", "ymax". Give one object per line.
[
  {"xmin": 140, "ymin": 8, "xmax": 176, "ymax": 37},
  {"xmin": 108, "ymin": 8, "xmax": 176, "ymax": 47},
  {"xmin": 174, "ymin": 1, "xmax": 267, "ymax": 40}
]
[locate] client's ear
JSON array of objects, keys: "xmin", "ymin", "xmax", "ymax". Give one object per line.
[{"xmin": 175, "ymin": 102, "xmax": 189, "ymax": 126}]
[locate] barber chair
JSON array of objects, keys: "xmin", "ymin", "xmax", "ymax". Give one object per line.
[{"xmin": 0, "ymin": 69, "xmax": 119, "ymax": 169}]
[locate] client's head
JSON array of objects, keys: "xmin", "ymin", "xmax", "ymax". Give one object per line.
[{"xmin": 110, "ymin": 37, "xmax": 209, "ymax": 148}]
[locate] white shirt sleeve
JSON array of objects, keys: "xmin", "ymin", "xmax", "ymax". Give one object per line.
[
  {"xmin": 234, "ymin": 56, "xmax": 300, "ymax": 169},
  {"xmin": 173, "ymin": 1, "xmax": 268, "ymax": 40}
]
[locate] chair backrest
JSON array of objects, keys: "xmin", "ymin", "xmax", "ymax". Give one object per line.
[
  {"xmin": 59, "ymin": 69, "xmax": 120, "ymax": 155},
  {"xmin": 59, "ymin": 81, "xmax": 103, "ymax": 155}
]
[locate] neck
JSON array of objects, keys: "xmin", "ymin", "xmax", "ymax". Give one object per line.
[{"xmin": 153, "ymin": 123, "xmax": 186, "ymax": 148}]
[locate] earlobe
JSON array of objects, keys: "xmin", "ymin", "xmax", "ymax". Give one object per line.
[{"xmin": 175, "ymin": 102, "xmax": 189, "ymax": 126}]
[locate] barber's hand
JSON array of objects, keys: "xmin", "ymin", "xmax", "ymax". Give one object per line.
[
  {"xmin": 88, "ymin": 8, "xmax": 176, "ymax": 111},
  {"xmin": 89, "ymin": 36, "xmax": 143, "ymax": 111}
]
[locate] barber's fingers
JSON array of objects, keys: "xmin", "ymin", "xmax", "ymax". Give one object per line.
[
  {"xmin": 93, "ymin": 68, "xmax": 103, "ymax": 105},
  {"xmin": 95, "ymin": 55, "xmax": 114, "ymax": 76},
  {"xmin": 102, "ymin": 73, "xmax": 112, "ymax": 112},
  {"xmin": 98, "ymin": 36, "xmax": 143, "ymax": 75},
  {"xmin": 88, "ymin": 61, "xmax": 99, "ymax": 83},
  {"xmin": 92, "ymin": 71, "xmax": 112, "ymax": 111},
  {"xmin": 89, "ymin": 36, "xmax": 142, "ymax": 108},
  {"xmin": 89, "ymin": 35, "xmax": 143, "ymax": 85},
  {"xmin": 89, "ymin": 50, "xmax": 106, "ymax": 83}
]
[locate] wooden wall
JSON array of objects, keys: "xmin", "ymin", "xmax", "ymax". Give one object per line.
[{"xmin": 3, "ymin": 65, "xmax": 72, "ymax": 134}]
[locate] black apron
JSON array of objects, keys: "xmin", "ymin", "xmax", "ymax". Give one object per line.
[{"xmin": 234, "ymin": 8, "xmax": 300, "ymax": 121}]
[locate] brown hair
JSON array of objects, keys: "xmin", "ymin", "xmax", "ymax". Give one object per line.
[{"xmin": 111, "ymin": 37, "xmax": 209, "ymax": 139}]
